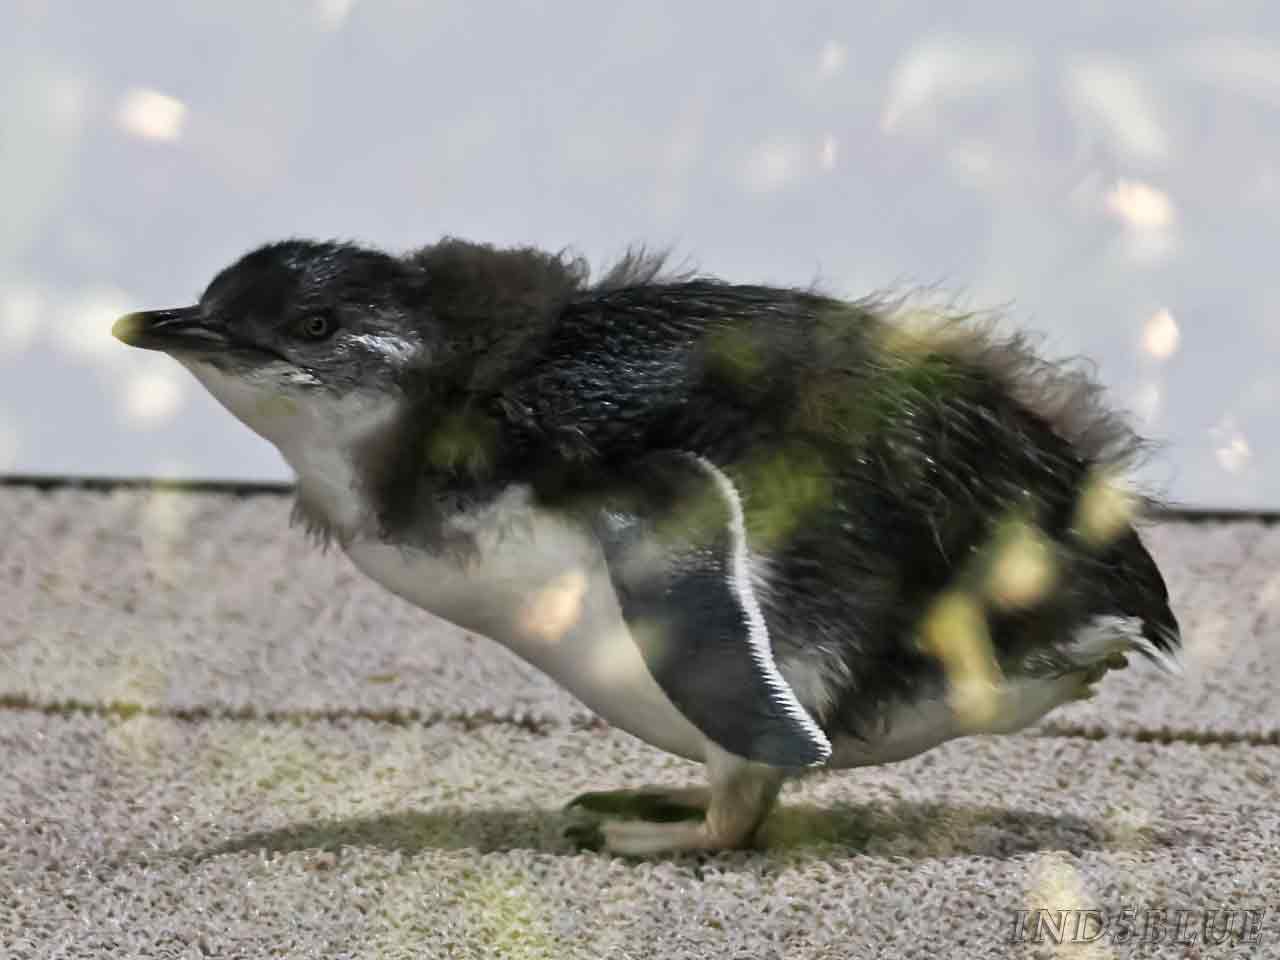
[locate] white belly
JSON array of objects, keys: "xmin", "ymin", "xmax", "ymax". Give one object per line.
[
  {"xmin": 344, "ymin": 491, "xmax": 708, "ymax": 763},
  {"xmin": 828, "ymin": 671, "xmax": 1084, "ymax": 768}
]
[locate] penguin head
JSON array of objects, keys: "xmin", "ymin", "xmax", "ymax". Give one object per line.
[{"xmin": 112, "ymin": 240, "xmax": 438, "ymax": 447}]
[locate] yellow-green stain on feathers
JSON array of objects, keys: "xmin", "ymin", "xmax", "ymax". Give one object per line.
[
  {"xmin": 792, "ymin": 305, "xmax": 979, "ymax": 450},
  {"xmin": 426, "ymin": 409, "xmax": 499, "ymax": 475},
  {"xmin": 704, "ymin": 324, "xmax": 767, "ymax": 383},
  {"xmin": 732, "ymin": 444, "xmax": 834, "ymax": 551}
]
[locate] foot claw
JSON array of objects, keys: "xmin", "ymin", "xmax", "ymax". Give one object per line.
[
  {"xmin": 1105, "ymin": 652, "xmax": 1129, "ymax": 670},
  {"xmin": 563, "ymin": 820, "xmax": 605, "ymax": 851}
]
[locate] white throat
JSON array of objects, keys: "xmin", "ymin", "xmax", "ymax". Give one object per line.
[{"xmin": 179, "ymin": 358, "xmax": 400, "ymax": 538}]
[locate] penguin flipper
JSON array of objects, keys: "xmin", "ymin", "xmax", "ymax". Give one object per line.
[{"xmin": 588, "ymin": 452, "xmax": 831, "ymax": 768}]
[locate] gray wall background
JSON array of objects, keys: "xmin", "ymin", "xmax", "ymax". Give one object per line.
[{"xmin": 2, "ymin": 0, "xmax": 1275, "ymax": 508}]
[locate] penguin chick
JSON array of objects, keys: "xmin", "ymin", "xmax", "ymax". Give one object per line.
[{"xmin": 112, "ymin": 237, "xmax": 1182, "ymax": 856}]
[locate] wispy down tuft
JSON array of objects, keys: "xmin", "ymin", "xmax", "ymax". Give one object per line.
[
  {"xmin": 865, "ymin": 292, "xmax": 1157, "ymax": 504},
  {"xmin": 591, "ymin": 247, "xmax": 697, "ymax": 292}
]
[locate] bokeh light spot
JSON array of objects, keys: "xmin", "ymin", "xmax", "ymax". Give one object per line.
[
  {"xmin": 116, "ymin": 87, "xmax": 187, "ymax": 142},
  {"xmin": 1105, "ymin": 180, "xmax": 1174, "ymax": 230},
  {"xmin": 1025, "ymin": 854, "xmax": 1109, "ymax": 957},
  {"xmin": 123, "ymin": 370, "xmax": 186, "ymax": 425},
  {"xmin": 1073, "ymin": 469, "xmax": 1136, "ymax": 550},
  {"xmin": 1142, "ymin": 308, "xmax": 1180, "ymax": 360},
  {"xmin": 519, "ymin": 567, "xmax": 588, "ymax": 644},
  {"xmin": 985, "ymin": 520, "xmax": 1057, "ymax": 611},
  {"xmin": 1212, "ymin": 417, "xmax": 1252, "ymax": 474},
  {"xmin": 920, "ymin": 590, "xmax": 1001, "ymax": 731}
]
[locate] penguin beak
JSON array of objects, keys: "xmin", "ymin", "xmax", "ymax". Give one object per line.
[{"xmin": 112, "ymin": 307, "xmax": 229, "ymax": 353}]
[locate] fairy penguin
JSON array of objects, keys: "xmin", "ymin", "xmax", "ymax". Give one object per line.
[{"xmin": 113, "ymin": 238, "xmax": 1181, "ymax": 855}]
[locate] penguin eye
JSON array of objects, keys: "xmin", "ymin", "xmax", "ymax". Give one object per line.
[{"xmin": 297, "ymin": 314, "xmax": 335, "ymax": 341}]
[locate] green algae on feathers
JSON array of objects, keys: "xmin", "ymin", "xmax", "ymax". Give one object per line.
[{"xmin": 802, "ymin": 305, "xmax": 982, "ymax": 443}]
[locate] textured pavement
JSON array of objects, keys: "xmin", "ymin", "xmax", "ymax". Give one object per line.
[{"xmin": 3, "ymin": 486, "xmax": 1278, "ymax": 958}]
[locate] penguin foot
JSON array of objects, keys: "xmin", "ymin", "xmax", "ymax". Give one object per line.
[
  {"xmin": 562, "ymin": 816, "xmax": 724, "ymax": 857},
  {"xmin": 565, "ymin": 786, "xmax": 709, "ymax": 823},
  {"xmin": 1072, "ymin": 658, "xmax": 1124, "ymax": 702},
  {"xmin": 565, "ymin": 744, "xmax": 786, "ymax": 856},
  {"xmin": 563, "ymin": 787, "xmax": 708, "ymax": 854}
]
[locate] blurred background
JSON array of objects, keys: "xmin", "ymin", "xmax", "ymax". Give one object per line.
[{"xmin": 1, "ymin": 0, "xmax": 1275, "ymax": 508}]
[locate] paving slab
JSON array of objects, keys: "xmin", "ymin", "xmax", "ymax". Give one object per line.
[
  {"xmin": 3, "ymin": 712, "xmax": 1278, "ymax": 959},
  {"xmin": 3, "ymin": 484, "xmax": 1279, "ymax": 956}
]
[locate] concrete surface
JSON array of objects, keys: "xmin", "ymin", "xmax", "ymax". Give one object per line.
[{"xmin": 2, "ymin": 486, "xmax": 1278, "ymax": 958}]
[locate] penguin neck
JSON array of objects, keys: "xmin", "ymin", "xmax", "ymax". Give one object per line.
[{"xmin": 279, "ymin": 391, "xmax": 408, "ymax": 547}]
